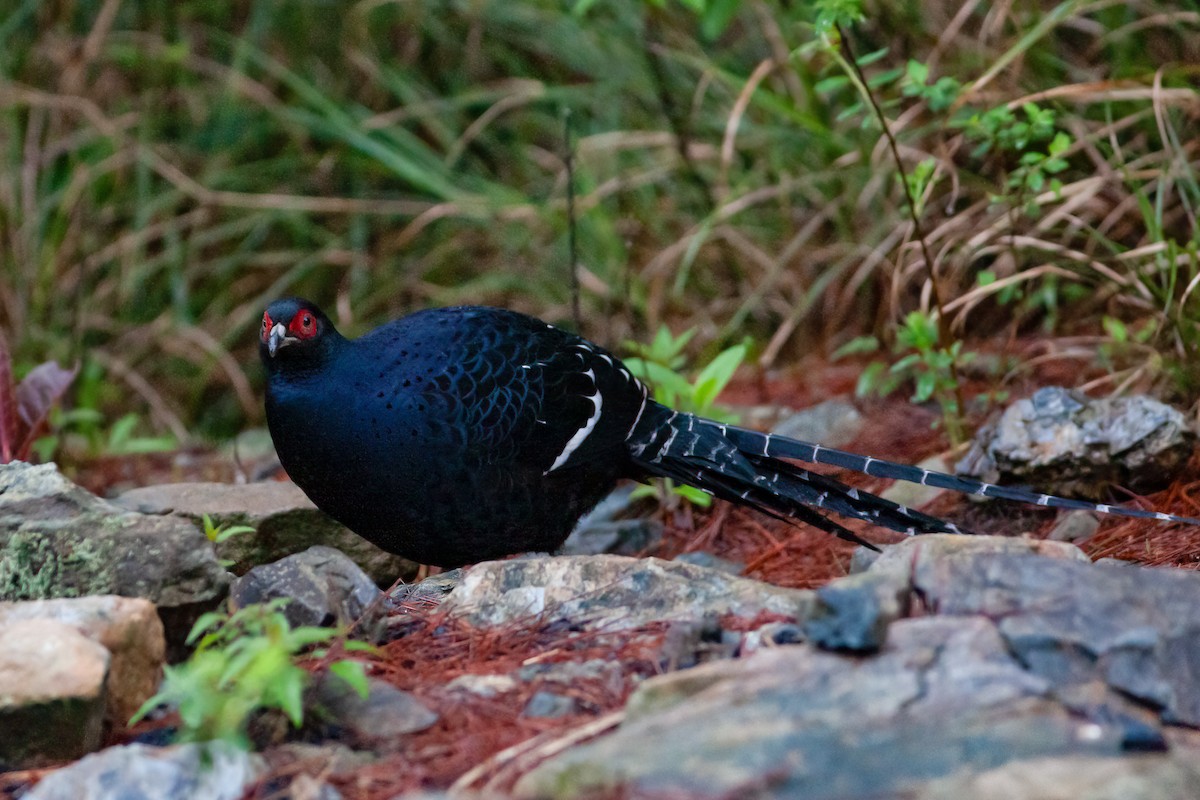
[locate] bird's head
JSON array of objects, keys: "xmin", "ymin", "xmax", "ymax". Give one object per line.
[{"xmin": 259, "ymin": 298, "xmax": 340, "ymax": 367}]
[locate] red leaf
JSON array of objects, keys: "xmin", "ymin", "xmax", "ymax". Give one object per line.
[
  {"xmin": 0, "ymin": 331, "xmax": 18, "ymax": 462},
  {"xmin": 14, "ymin": 361, "xmax": 78, "ymax": 461}
]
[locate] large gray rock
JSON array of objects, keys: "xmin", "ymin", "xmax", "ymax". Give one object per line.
[
  {"xmin": 0, "ymin": 463, "xmax": 229, "ymax": 609},
  {"xmin": 114, "ymin": 481, "xmax": 416, "ymax": 584},
  {"xmin": 0, "ymin": 619, "xmax": 109, "ymax": 769},
  {"xmin": 912, "ymin": 549, "xmax": 1200, "ymax": 727},
  {"xmin": 957, "ymin": 387, "xmax": 1196, "ymax": 497},
  {"xmin": 811, "ymin": 535, "xmax": 1086, "ymax": 652},
  {"xmin": 0, "ymin": 595, "xmax": 164, "ymax": 725},
  {"xmin": 442, "ymin": 554, "xmax": 813, "ymax": 630},
  {"xmin": 24, "ymin": 742, "xmax": 264, "ymax": 800},
  {"xmin": 516, "ymin": 617, "xmax": 1125, "ymax": 799}
]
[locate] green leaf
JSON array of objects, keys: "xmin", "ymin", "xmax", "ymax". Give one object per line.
[
  {"xmin": 329, "ymin": 660, "xmax": 371, "ymax": 699},
  {"xmin": 855, "ymin": 361, "xmax": 887, "ymax": 397},
  {"xmin": 673, "ymin": 484, "xmax": 713, "ymax": 507},
  {"xmin": 831, "ymin": 335, "xmax": 880, "ymax": 359},
  {"xmin": 913, "ymin": 371, "xmax": 936, "ymax": 402},
  {"xmin": 905, "ymin": 59, "xmax": 929, "ymax": 85},
  {"xmin": 692, "ymin": 344, "xmax": 746, "ymax": 410},
  {"xmin": 700, "ymin": 0, "xmax": 742, "ymax": 40}
]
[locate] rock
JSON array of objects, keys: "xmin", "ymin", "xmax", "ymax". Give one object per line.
[
  {"xmin": 445, "ymin": 674, "xmax": 520, "ymax": 698},
  {"xmin": 277, "ymin": 774, "xmax": 343, "ymax": 800},
  {"xmin": 803, "ymin": 568, "xmax": 906, "ymax": 652},
  {"xmin": 229, "ymin": 546, "xmax": 382, "ymax": 629},
  {"xmin": 807, "ymin": 535, "xmax": 1085, "ymax": 653},
  {"xmin": 0, "ymin": 619, "xmax": 109, "ymax": 769},
  {"xmin": 0, "ymin": 462, "xmax": 230, "ymax": 610},
  {"xmin": 312, "ymin": 674, "xmax": 438, "ymax": 751},
  {"xmin": 880, "ymin": 453, "xmax": 955, "ymax": 510},
  {"xmin": 523, "ymin": 691, "xmax": 578, "ymax": 718},
  {"xmin": 441, "ymin": 555, "xmax": 813, "ymax": 631},
  {"xmin": 911, "ymin": 550, "xmax": 1200, "ymax": 727},
  {"xmin": 114, "ymin": 481, "xmax": 416, "ymax": 584},
  {"xmin": 516, "ymin": 617, "xmax": 1119, "ymax": 800},
  {"xmin": 1047, "ymin": 510, "xmax": 1102, "ymax": 542},
  {"xmin": 671, "ymin": 551, "xmax": 744, "ymax": 575},
  {"xmin": 740, "ymin": 621, "xmax": 805, "ymax": 653},
  {"xmin": 0, "ymin": 595, "xmax": 164, "ymax": 725},
  {"xmin": 867, "ymin": 534, "xmax": 1087, "ymax": 591},
  {"xmin": 514, "ymin": 658, "xmax": 623, "ymax": 686},
  {"xmin": 916, "ymin": 754, "xmax": 1200, "ymax": 800},
  {"xmin": 557, "ymin": 519, "xmax": 663, "ymax": 557},
  {"xmin": 658, "ymin": 613, "xmax": 740, "ymax": 670},
  {"xmin": 267, "ymin": 741, "xmax": 378, "ymax": 777},
  {"xmin": 956, "ymin": 387, "xmax": 1196, "ymax": 498},
  {"xmin": 769, "ymin": 399, "xmax": 864, "ymax": 448},
  {"xmin": 24, "ymin": 742, "xmax": 264, "ymax": 800},
  {"xmin": 558, "ymin": 484, "xmax": 662, "ymax": 557}
]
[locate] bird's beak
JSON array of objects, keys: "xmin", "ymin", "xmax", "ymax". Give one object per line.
[{"xmin": 267, "ymin": 323, "xmax": 293, "ymax": 358}]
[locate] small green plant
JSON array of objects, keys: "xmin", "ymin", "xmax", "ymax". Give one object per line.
[
  {"xmin": 900, "ymin": 59, "xmax": 961, "ymax": 112},
  {"xmin": 957, "ymin": 102, "xmax": 1071, "ymax": 214},
  {"xmin": 131, "ymin": 600, "xmax": 370, "ymax": 749},
  {"xmin": 836, "ymin": 311, "xmax": 972, "ymax": 443},
  {"xmin": 201, "ymin": 513, "xmax": 256, "ymax": 545},
  {"xmin": 623, "ymin": 325, "xmax": 748, "ymax": 507}
]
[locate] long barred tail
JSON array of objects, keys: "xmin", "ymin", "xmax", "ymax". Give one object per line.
[
  {"xmin": 626, "ymin": 403, "xmax": 1200, "ymax": 548},
  {"xmin": 719, "ymin": 422, "xmax": 1200, "ymax": 527},
  {"xmin": 628, "ymin": 405, "xmax": 969, "ymax": 550}
]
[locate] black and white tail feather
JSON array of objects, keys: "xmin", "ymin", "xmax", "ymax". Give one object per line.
[{"xmin": 624, "ymin": 400, "xmax": 1200, "ymax": 550}]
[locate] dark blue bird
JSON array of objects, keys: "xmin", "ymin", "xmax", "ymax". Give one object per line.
[{"xmin": 260, "ymin": 298, "xmax": 1199, "ymax": 567}]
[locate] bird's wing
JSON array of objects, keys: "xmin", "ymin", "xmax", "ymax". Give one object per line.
[{"xmin": 445, "ymin": 314, "xmax": 646, "ymax": 474}]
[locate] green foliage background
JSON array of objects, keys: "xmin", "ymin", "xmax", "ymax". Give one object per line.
[{"xmin": 2, "ymin": 0, "xmax": 1197, "ymax": 447}]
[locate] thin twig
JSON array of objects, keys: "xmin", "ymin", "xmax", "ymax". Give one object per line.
[{"xmin": 835, "ymin": 23, "xmax": 967, "ymax": 441}]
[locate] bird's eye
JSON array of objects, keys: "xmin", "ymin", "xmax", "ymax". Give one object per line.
[
  {"xmin": 260, "ymin": 312, "xmax": 271, "ymax": 341},
  {"xmin": 288, "ymin": 310, "xmax": 319, "ymax": 339}
]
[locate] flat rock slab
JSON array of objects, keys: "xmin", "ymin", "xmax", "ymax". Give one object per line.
[
  {"xmin": 0, "ymin": 463, "xmax": 229, "ymax": 609},
  {"xmin": 114, "ymin": 481, "xmax": 416, "ymax": 584},
  {"xmin": 441, "ymin": 554, "xmax": 813, "ymax": 630},
  {"xmin": 516, "ymin": 617, "xmax": 1130, "ymax": 799}
]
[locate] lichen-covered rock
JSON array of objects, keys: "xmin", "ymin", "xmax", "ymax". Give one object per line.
[
  {"xmin": 0, "ymin": 463, "xmax": 230, "ymax": 609},
  {"xmin": 957, "ymin": 387, "xmax": 1196, "ymax": 498},
  {"xmin": 442, "ymin": 554, "xmax": 813, "ymax": 630},
  {"xmin": 114, "ymin": 480, "xmax": 417, "ymax": 584}
]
